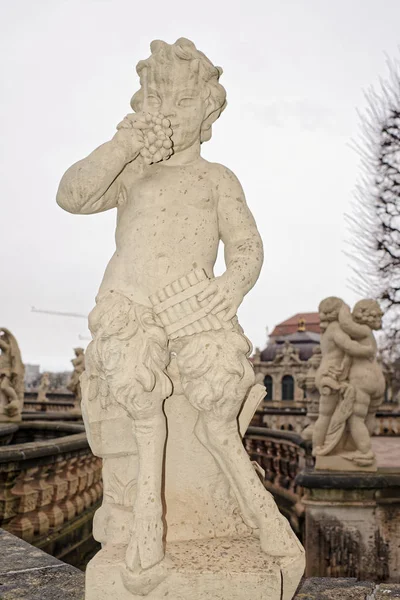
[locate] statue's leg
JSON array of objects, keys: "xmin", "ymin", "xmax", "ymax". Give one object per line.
[
  {"xmin": 348, "ymin": 389, "xmax": 373, "ymax": 455},
  {"xmin": 175, "ymin": 327, "xmax": 302, "ymax": 558},
  {"xmin": 312, "ymin": 389, "xmax": 337, "ymax": 451},
  {"xmin": 0, "ymin": 375, "xmax": 18, "ymax": 403},
  {"xmin": 366, "ymin": 394, "xmax": 384, "ymax": 435},
  {"xmin": 85, "ymin": 293, "xmax": 172, "ymax": 572},
  {"xmin": 125, "ymin": 400, "xmax": 167, "ymax": 571}
]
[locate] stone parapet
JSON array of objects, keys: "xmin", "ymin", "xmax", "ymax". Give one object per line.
[
  {"xmin": 244, "ymin": 426, "xmax": 314, "ymax": 536},
  {"xmin": 2, "ymin": 530, "xmax": 400, "ymax": 600},
  {"xmin": 0, "ymin": 528, "xmax": 84, "ymax": 599},
  {"xmin": 296, "ymin": 469, "xmax": 400, "ymax": 582},
  {"xmin": 0, "ymin": 422, "xmax": 102, "ymax": 566}
]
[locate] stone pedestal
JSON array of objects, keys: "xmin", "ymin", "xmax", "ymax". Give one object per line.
[
  {"xmin": 315, "ymin": 455, "xmax": 377, "ymax": 472},
  {"xmin": 84, "ymin": 385, "xmax": 304, "ymax": 599},
  {"xmin": 86, "ymin": 537, "xmax": 304, "ymax": 600},
  {"xmin": 296, "ymin": 469, "xmax": 400, "ymax": 581}
]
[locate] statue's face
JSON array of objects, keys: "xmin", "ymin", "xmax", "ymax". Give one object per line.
[
  {"xmin": 353, "ymin": 302, "xmax": 383, "ymax": 331},
  {"xmin": 318, "ymin": 298, "xmax": 343, "ymax": 332},
  {"xmin": 144, "ymin": 61, "xmax": 208, "ymax": 153}
]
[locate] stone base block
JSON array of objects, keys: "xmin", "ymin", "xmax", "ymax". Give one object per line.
[
  {"xmin": 315, "ymin": 455, "xmax": 377, "ymax": 472},
  {"xmin": 86, "ymin": 536, "xmax": 305, "ymax": 600}
]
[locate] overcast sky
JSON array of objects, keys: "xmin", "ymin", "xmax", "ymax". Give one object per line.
[{"xmin": 1, "ymin": 0, "xmax": 399, "ymax": 371}]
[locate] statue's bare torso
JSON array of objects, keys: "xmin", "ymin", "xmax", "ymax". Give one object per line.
[{"xmin": 100, "ymin": 159, "xmax": 220, "ymax": 303}]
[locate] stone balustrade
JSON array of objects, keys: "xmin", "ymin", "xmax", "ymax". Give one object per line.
[
  {"xmin": 243, "ymin": 426, "xmax": 314, "ymax": 536},
  {"xmin": 24, "ymin": 399, "xmax": 76, "ymax": 412},
  {"xmin": 252, "ymin": 402, "xmax": 400, "ymax": 437},
  {"xmin": 0, "ymin": 421, "xmax": 102, "ymax": 566},
  {"xmin": 373, "ymin": 411, "xmax": 400, "ymax": 435}
]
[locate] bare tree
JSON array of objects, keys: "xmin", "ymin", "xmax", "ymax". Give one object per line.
[{"xmin": 348, "ymin": 56, "xmax": 400, "ymax": 361}]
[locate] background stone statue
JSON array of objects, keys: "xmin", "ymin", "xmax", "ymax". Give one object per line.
[
  {"xmin": 0, "ymin": 328, "xmax": 25, "ymax": 422},
  {"xmin": 313, "ymin": 297, "xmax": 385, "ymax": 470},
  {"xmin": 67, "ymin": 347, "xmax": 85, "ymax": 403},
  {"xmin": 57, "ymin": 38, "xmax": 304, "ymax": 599},
  {"xmin": 299, "ymin": 345, "xmax": 322, "ymax": 440},
  {"xmin": 37, "ymin": 372, "xmax": 50, "ymax": 403}
]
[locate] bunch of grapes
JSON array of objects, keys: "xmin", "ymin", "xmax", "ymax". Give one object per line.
[{"xmin": 140, "ymin": 112, "xmax": 173, "ymax": 165}]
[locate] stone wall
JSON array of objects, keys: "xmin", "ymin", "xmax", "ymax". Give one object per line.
[
  {"xmin": 1, "ymin": 529, "xmax": 400, "ymax": 600},
  {"xmin": 297, "ymin": 470, "xmax": 400, "ymax": 582}
]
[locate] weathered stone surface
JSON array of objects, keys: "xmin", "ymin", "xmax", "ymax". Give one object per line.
[
  {"xmin": 312, "ymin": 298, "xmax": 385, "ymax": 471},
  {"xmin": 87, "ymin": 537, "xmax": 304, "ymax": 600},
  {"xmin": 0, "ymin": 529, "xmax": 84, "ymax": 599},
  {"xmin": 376, "ymin": 584, "xmax": 400, "ymax": 598},
  {"xmin": 294, "ymin": 577, "xmax": 375, "ymax": 599},
  {"xmin": 57, "ymin": 37, "xmax": 304, "ymax": 598}
]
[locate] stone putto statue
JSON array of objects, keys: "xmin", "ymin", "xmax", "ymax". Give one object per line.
[
  {"xmin": 57, "ymin": 38, "xmax": 304, "ymax": 599},
  {"xmin": 298, "ymin": 345, "xmax": 322, "ymax": 440},
  {"xmin": 67, "ymin": 347, "xmax": 85, "ymax": 403},
  {"xmin": 312, "ymin": 297, "xmax": 385, "ymax": 470},
  {"xmin": 0, "ymin": 328, "xmax": 25, "ymax": 422},
  {"xmin": 37, "ymin": 372, "xmax": 50, "ymax": 403}
]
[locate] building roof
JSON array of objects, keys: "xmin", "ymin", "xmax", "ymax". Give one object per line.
[
  {"xmin": 270, "ymin": 312, "xmax": 320, "ymax": 337},
  {"xmin": 260, "ymin": 330, "xmax": 320, "ymax": 362}
]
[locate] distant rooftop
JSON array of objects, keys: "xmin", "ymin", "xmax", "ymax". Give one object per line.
[
  {"xmin": 271, "ymin": 312, "xmax": 320, "ymax": 337},
  {"xmin": 260, "ymin": 312, "xmax": 321, "ymax": 362}
]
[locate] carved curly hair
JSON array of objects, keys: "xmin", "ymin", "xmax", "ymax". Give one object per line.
[{"xmin": 131, "ymin": 38, "xmax": 227, "ymax": 143}]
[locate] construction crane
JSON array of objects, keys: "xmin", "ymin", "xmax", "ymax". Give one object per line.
[{"xmin": 31, "ymin": 307, "xmax": 87, "ymax": 319}]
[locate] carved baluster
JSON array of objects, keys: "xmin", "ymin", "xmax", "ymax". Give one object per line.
[
  {"xmin": 288, "ymin": 445, "xmax": 298, "ymax": 492},
  {"xmin": 70, "ymin": 458, "xmax": 85, "ymax": 515},
  {"xmin": 6, "ymin": 468, "xmax": 39, "ymax": 542},
  {"xmin": 82, "ymin": 454, "xmax": 95, "ymax": 506},
  {"xmin": 58, "ymin": 457, "xmax": 78, "ymax": 521},
  {"xmin": 280, "ymin": 443, "xmax": 290, "ymax": 490},
  {"xmin": 0, "ymin": 468, "xmax": 20, "ymax": 524},
  {"xmin": 263, "ymin": 440, "xmax": 274, "ymax": 484},
  {"xmin": 77, "ymin": 456, "xmax": 91, "ymax": 509},
  {"xmin": 29, "ymin": 465, "xmax": 52, "ymax": 536},
  {"xmin": 43, "ymin": 459, "xmax": 67, "ymax": 527}
]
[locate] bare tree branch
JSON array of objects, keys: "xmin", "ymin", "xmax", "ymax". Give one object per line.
[{"xmin": 347, "ymin": 55, "xmax": 400, "ymax": 361}]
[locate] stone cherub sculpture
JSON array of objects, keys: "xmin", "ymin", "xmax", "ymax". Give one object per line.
[
  {"xmin": 67, "ymin": 347, "xmax": 85, "ymax": 403},
  {"xmin": 0, "ymin": 328, "xmax": 25, "ymax": 421},
  {"xmin": 37, "ymin": 372, "xmax": 50, "ymax": 403},
  {"xmin": 57, "ymin": 38, "xmax": 304, "ymax": 599},
  {"xmin": 312, "ymin": 297, "xmax": 385, "ymax": 470},
  {"xmin": 298, "ymin": 345, "xmax": 322, "ymax": 440}
]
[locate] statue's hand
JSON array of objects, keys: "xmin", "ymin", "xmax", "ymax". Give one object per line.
[
  {"xmin": 113, "ymin": 113, "xmax": 148, "ymax": 161},
  {"xmin": 338, "ymin": 302, "xmax": 351, "ymax": 323},
  {"xmin": 197, "ymin": 272, "xmax": 244, "ymax": 322}
]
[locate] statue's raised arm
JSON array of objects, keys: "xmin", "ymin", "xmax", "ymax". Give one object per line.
[
  {"xmin": 56, "ymin": 120, "xmax": 145, "ymax": 215},
  {"xmin": 333, "ymin": 326, "xmax": 374, "ymax": 358},
  {"xmin": 339, "ymin": 303, "xmax": 371, "ymax": 340}
]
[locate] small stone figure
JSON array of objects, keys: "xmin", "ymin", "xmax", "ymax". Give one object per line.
[
  {"xmin": 37, "ymin": 372, "xmax": 50, "ymax": 403},
  {"xmin": 274, "ymin": 340, "xmax": 301, "ymax": 365},
  {"xmin": 0, "ymin": 328, "xmax": 25, "ymax": 421},
  {"xmin": 57, "ymin": 38, "xmax": 304, "ymax": 599},
  {"xmin": 67, "ymin": 347, "xmax": 85, "ymax": 403},
  {"xmin": 299, "ymin": 345, "xmax": 322, "ymax": 440},
  {"xmin": 312, "ymin": 297, "xmax": 385, "ymax": 470}
]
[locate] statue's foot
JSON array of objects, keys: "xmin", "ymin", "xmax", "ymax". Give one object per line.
[
  {"xmin": 122, "ymin": 554, "xmax": 172, "ymax": 596},
  {"xmin": 312, "ymin": 445, "xmax": 323, "ymax": 457},
  {"xmin": 125, "ymin": 514, "xmax": 165, "ymax": 572},
  {"xmin": 351, "ymin": 449, "xmax": 375, "ymax": 466},
  {"xmin": 257, "ymin": 514, "xmax": 304, "ymax": 558}
]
